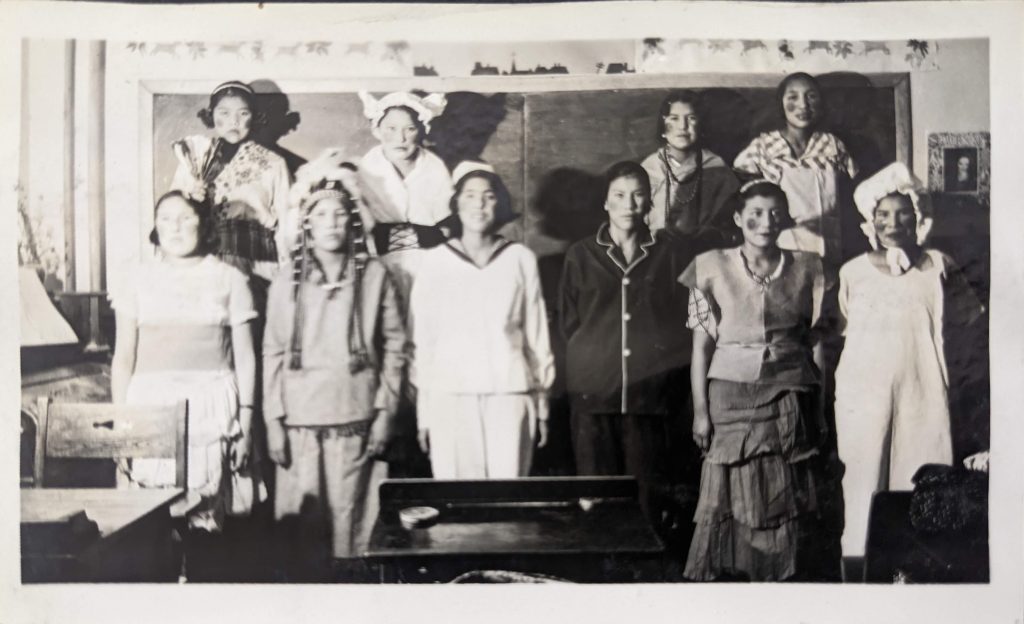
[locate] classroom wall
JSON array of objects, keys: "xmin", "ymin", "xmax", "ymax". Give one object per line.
[{"xmin": 910, "ymin": 39, "xmax": 990, "ymax": 183}]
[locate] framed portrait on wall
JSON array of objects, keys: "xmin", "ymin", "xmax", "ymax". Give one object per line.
[{"xmin": 928, "ymin": 131, "xmax": 991, "ymax": 203}]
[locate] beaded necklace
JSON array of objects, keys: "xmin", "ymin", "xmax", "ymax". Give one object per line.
[
  {"xmin": 659, "ymin": 147, "xmax": 703, "ymax": 214},
  {"xmin": 739, "ymin": 248, "xmax": 785, "ymax": 289}
]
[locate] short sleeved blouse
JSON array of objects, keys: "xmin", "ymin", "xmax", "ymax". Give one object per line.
[
  {"xmin": 733, "ymin": 130, "xmax": 857, "ymax": 181},
  {"xmin": 111, "ymin": 255, "xmax": 257, "ymax": 327},
  {"xmin": 679, "ymin": 248, "xmax": 823, "ymax": 385}
]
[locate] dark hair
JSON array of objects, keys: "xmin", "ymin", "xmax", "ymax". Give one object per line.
[
  {"xmin": 656, "ymin": 90, "xmax": 702, "ymax": 144},
  {"xmin": 735, "ymin": 181, "xmax": 794, "ymax": 227},
  {"xmin": 378, "ymin": 105, "xmax": 427, "ymax": 141},
  {"xmin": 776, "ymin": 72, "xmax": 826, "ymax": 129},
  {"xmin": 197, "ymin": 84, "xmax": 263, "ymax": 129},
  {"xmin": 603, "ymin": 161, "xmax": 652, "ymax": 207},
  {"xmin": 149, "ymin": 190, "xmax": 217, "ymax": 255},
  {"xmin": 448, "ymin": 170, "xmax": 517, "ymax": 237}
]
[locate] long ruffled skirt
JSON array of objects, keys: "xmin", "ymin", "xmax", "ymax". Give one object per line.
[{"xmin": 684, "ymin": 380, "xmax": 823, "ymax": 582}]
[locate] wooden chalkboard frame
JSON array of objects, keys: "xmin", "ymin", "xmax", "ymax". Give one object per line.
[{"xmin": 126, "ymin": 72, "xmax": 909, "ymax": 264}]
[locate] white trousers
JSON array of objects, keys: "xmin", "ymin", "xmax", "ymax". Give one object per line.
[{"xmin": 421, "ymin": 393, "xmax": 537, "ymax": 480}]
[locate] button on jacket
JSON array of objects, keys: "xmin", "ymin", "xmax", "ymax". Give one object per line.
[{"xmin": 559, "ymin": 224, "xmax": 692, "ymax": 416}]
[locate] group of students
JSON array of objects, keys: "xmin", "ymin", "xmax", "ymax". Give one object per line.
[{"xmin": 109, "ymin": 73, "xmax": 984, "ymax": 582}]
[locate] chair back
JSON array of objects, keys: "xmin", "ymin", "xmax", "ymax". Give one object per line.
[{"xmin": 34, "ymin": 398, "xmax": 188, "ymax": 489}]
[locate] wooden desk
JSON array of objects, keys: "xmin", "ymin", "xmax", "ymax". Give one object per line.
[
  {"xmin": 21, "ymin": 488, "xmax": 184, "ymax": 583},
  {"xmin": 366, "ymin": 477, "xmax": 665, "ymax": 583}
]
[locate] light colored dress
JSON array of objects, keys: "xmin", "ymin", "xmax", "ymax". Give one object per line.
[
  {"xmin": 834, "ymin": 249, "xmax": 982, "ymax": 557},
  {"xmin": 411, "ymin": 239, "xmax": 555, "ymax": 479},
  {"xmin": 734, "ymin": 130, "xmax": 857, "ymax": 266},
  {"xmin": 111, "ymin": 255, "xmax": 264, "ymax": 531}
]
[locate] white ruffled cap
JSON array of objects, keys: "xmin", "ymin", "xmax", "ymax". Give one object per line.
[
  {"xmin": 853, "ymin": 161, "xmax": 933, "ymax": 249},
  {"xmin": 358, "ymin": 91, "xmax": 448, "ymax": 134},
  {"xmin": 451, "ymin": 160, "xmax": 496, "ymax": 185}
]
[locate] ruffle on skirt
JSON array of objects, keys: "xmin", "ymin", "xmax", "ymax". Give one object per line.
[
  {"xmin": 703, "ymin": 381, "xmax": 822, "ymax": 466},
  {"xmin": 124, "ymin": 370, "xmax": 268, "ymax": 531},
  {"xmin": 685, "ymin": 380, "xmax": 823, "ymax": 582}
]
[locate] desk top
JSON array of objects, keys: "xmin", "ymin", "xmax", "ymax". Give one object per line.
[
  {"xmin": 22, "ymin": 488, "xmax": 184, "ymax": 540},
  {"xmin": 367, "ymin": 477, "xmax": 663, "ymax": 559}
]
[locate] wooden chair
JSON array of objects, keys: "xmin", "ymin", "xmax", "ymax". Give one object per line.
[{"xmin": 34, "ymin": 398, "xmax": 188, "ymax": 489}]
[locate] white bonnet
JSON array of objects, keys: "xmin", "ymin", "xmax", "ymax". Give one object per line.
[
  {"xmin": 853, "ymin": 161, "xmax": 933, "ymax": 249},
  {"xmin": 451, "ymin": 160, "xmax": 495, "ymax": 185},
  {"xmin": 358, "ymin": 91, "xmax": 448, "ymax": 134}
]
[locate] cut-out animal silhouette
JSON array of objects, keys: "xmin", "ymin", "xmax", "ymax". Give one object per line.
[
  {"xmin": 741, "ymin": 40, "xmax": 768, "ymax": 54},
  {"xmin": 152, "ymin": 42, "xmax": 181, "ymax": 57},
  {"xmin": 218, "ymin": 42, "xmax": 246, "ymax": 58},
  {"xmin": 805, "ymin": 41, "xmax": 832, "ymax": 54},
  {"xmin": 863, "ymin": 41, "xmax": 891, "ymax": 55}
]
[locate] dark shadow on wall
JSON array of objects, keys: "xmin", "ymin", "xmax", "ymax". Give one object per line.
[
  {"xmin": 428, "ymin": 92, "xmax": 509, "ymax": 170},
  {"xmin": 817, "ymin": 71, "xmax": 889, "ymax": 182},
  {"xmin": 931, "ymin": 194, "xmax": 991, "ymax": 461},
  {"xmin": 695, "ymin": 87, "xmax": 758, "ymax": 166},
  {"xmin": 250, "ymin": 79, "xmax": 307, "ymax": 177},
  {"xmin": 528, "ymin": 167, "xmax": 606, "ymax": 477},
  {"xmin": 532, "ymin": 166, "xmax": 605, "ymax": 245}
]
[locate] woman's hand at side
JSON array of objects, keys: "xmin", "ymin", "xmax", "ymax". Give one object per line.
[
  {"xmin": 365, "ymin": 409, "xmax": 395, "ymax": 461},
  {"xmin": 417, "ymin": 428, "xmax": 430, "ymax": 456},
  {"xmin": 229, "ymin": 407, "xmax": 253, "ymax": 471},
  {"xmin": 536, "ymin": 420, "xmax": 549, "ymax": 449},
  {"xmin": 188, "ymin": 180, "xmax": 207, "ymax": 204},
  {"xmin": 267, "ymin": 417, "xmax": 289, "ymax": 467},
  {"xmin": 692, "ymin": 411, "xmax": 713, "ymax": 454}
]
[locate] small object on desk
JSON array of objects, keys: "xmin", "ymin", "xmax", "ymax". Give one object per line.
[
  {"xmin": 577, "ymin": 497, "xmax": 629, "ymax": 512},
  {"xmin": 399, "ymin": 506, "xmax": 439, "ymax": 530}
]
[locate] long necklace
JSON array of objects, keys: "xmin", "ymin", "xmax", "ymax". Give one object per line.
[{"xmin": 660, "ymin": 147, "xmax": 702, "ymax": 213}]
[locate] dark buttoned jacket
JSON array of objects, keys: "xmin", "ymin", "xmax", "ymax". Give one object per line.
[{"xmin": 559, "ymin": 224, "xmax": 693, "ymax": 416}]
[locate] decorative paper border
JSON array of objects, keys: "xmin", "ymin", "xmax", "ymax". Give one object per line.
[{"xmin": 928, "ymin": 132, "xmax": 991, "ymax": 203}]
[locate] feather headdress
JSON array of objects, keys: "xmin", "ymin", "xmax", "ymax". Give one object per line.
[{"xmin": 287, "ymin": 148, "xmax": 371, "ymax": 372}]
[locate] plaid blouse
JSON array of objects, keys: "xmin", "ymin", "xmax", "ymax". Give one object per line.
[{"xmin": 733, "ymin": 130, "xmax": 858, "ymax": 183}]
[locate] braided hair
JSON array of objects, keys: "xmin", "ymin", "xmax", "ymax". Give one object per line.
[{"xmin": 288, "ymin": 172, "xmax": 371, "ymax": 373}]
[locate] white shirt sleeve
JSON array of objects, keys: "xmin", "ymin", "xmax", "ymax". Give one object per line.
[{"xmin": 520, "ymin": 249, "xmax": 556, "ymax": 400}]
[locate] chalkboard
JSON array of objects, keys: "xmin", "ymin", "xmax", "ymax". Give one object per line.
[{"xmin": 152, "ymin": 76, "xmax": 899, "ymax": 259}]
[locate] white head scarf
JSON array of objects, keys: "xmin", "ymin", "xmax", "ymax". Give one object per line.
[
  {"xmin": 358, "ymin": 91, "xmax": 448, "ymax": 135},
  {"xmin": 451, "ymin": 160, "xmax": 495, "ymax": 185},
  {"xmin": 853, "ymin": 162, "xmax": 933, "ymax": 274}
]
